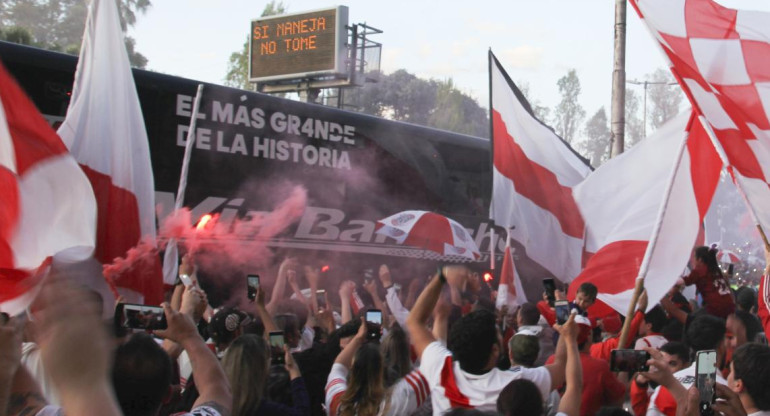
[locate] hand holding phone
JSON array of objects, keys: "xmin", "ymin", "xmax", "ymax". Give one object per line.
[
  {"xmin": 269, "ymin": 331, "xmax": 286, "ymax": 365},
  {"xmin": 247, "ymin": 274, "xmax": 260, "ymax": 301},
  {"xmin": 554, "ymin": 300, "xmax": 570, "ymax": 325},
  {"xmin": 610, "ymin": 349, "xmax": 650, "ymax": 373},
  {"xmin": 696, "ymin": 350, "xmax": 717, "ymax": 416},
  {"xmin": 179, "ymin": 273, "xmax": 194, "ymax": 288},
  {"xmin": 116, "ymin": 303, "xmax": 168, "ymax": 330},
  {"xmin": 365, "ymin": 309, "xmax": 382, "ymax": 341},
  {"xmin": 316, "ymin": 289, "xmax": 327, "ymax": 310}
]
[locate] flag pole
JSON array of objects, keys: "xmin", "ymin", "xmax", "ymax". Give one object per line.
[
  {"xmin": 695, "ymin": 115, "xmax": 770, "ymax": 251},
  {"xmin": 161, "ymin": 84, "xmax": 204, "ymax": 284},
  {"xmin": 618, "ymin": 116, "xmax": 691, "ymax": 347}
]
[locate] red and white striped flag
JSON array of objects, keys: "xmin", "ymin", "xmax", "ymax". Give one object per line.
[
  {"xmin": 568, "ymin": 112, "xmax": 721, "ymax": 314},
  {"xmin": 57, "ymin": 0, "xmax": 162, "ymax": 304},
  {"xmin": 489, "ymin": 51, "xmax": 592, "ymax": 283},
  {"xmin": 496, "ymin": 232, "xmax": 527, "ymax": 311},
  {"xmin": 0, "ymin": 63, "xmax": 96, "ymax": 314},
  {"xmin": 629, "ymin": 0, "xmax": 770, "ymax": 238}
]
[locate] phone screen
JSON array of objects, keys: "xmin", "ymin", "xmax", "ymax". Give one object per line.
[
  {"xmin": 696, "ymin": 350, "xmax": 717, "ymax": 415},
  {"xmin": 269, "ymin": 331, "xmax": 285, "ymax": 364},
  {"xmin": 543, "ymin": 278, "xmax": 556, "ymax": 306},
  {"xmin": 610, "ymin": 349, "xmax": 650, "ymax": 372},
  {"xmin": 366, "ymin": 309, "xmax": 382, "ymax": 340},
  {"xmin": 247, "ymin": 274, "xmax": 260, "ymax": 301},
  {"xmin": 119, "ymin": 303, "xmax": 167, "ymax": 330},
  {"xmin": 179, "ymin": 274, "xmax": 193, "ymax": 287},
  {"xmin": 555, "ymin": 300, "xmax": 570, "ymax": 325},
  {"xmin": 316, "ymin": 289, "xmax": 326, "ymax": 310}
]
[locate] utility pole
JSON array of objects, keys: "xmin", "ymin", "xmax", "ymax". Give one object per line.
[
  {"xmin": 627, "ymin": 79, "xmax": 679, "ymax": 138},
  {"xmin": 610, "ymin": 0, "xmax": 626, "ymax": 158}
]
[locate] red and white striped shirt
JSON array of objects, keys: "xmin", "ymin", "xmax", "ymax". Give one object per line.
[
  {"xmin": 325, "ymin": 363, "xmax": 429, "ymax": 415},
  {"xmin": 419, "ymin": 341, "xmax": 551, "ymax": 414}
]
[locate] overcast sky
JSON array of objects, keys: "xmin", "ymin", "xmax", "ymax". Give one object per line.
[{"xmin": 129, "ymin": 0, "xmax": 770, "ymax": 124}]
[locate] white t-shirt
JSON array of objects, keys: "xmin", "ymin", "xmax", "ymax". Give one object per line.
[
  {"xmin": 325, "ymin": 363, "xmax": 429, "ymax": 416},
  {"xmin": 646, "ymin": 363, "xmax": 727, "ymax": 416},
  {"xmin": 634, "ymin": 334, "xmax": 667, "ymax": 351},
  {"xmin": 419, "ymin": 341, "xmax": 551, "ymax": 414}
]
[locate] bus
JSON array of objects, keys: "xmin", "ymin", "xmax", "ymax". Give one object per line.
[{"xmin": 1, "ymin": 41, "xmax": 515, "ymax": 299}]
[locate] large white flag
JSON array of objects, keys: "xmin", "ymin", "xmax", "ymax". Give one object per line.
[
  {"xmin": 489, "ymin": 51, "xmax": 592, "ymax": 283},
  {"xmin": 569, "ymin": 112, "xmax": 721, "ymax": 314},
  {"xmin": 0, "ymin": 63, "xmax": 96, "ymax": 314},
  {"xmin": 57, "ymin": 0, "xmax": 162, "ymax": 304},
  {"xmin": 629, "ymin": 0, "xmax": 770, "ymax": 241}
]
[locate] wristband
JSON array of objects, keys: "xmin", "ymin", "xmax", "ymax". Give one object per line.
[{"xmin": 383, "ymin": 284, "xmax": 394, "ymax": 291}]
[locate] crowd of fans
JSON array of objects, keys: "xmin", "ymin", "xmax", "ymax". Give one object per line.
[{"xmin": 1, "ymin": 244, "xmax": 770, "ymax": 416}]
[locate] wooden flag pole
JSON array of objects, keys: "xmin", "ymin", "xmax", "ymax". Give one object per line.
[
  {"xmin": 757, "ymin": 225, "xmax": 770, "ymax": 252},
  {"xmin": 618, "ymin": 278, "xmax": 644, "ymax": 348}
]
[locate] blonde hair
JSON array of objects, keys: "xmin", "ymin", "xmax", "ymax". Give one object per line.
[
  {"xmin": 338, "ymin": 343, "xmax": 390, "ymax": 416},
  {"xmin": 221, "ymin": 334, "xmax": 270, "ymax": 416}
]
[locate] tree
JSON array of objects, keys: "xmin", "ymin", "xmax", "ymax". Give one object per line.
[
  {"xmin": 647, "ymin": 68, "xmax": 683, "ymax": 131},
  {"xmin": 428, "ymin": 79, "xmax": 488, "ymax": 137},
  {"xmin": 579, "ymin": 107, "xmax": 611, "ymax": 166},
  {"xmin": 625, "ymin": 87, "xmax": 644, "ymax": 147},
  {"xmin": 553, "ymin": 69, "xmax": 586, "ymax": 144},
  {"xmin": 224, "ymin": 1, "xmax": 285, "ymax": 89},
  {"xmin": 517, "ymin": 81, "xmax": 551, "ymax": 123},
  {"xmin": 0, "ymin": 0, "xmax": 150, "ymax": 68}
]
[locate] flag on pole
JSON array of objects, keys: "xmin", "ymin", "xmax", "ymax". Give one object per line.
[
  {"xmin": 0, "ymin": 62, "xmax": 96, "ymax": 314},
  {"xmin": 496, "ymin": 231, "xmax": 527, "ymax": 312},
  {"xmin": 569, "ymin": 112, "xmax": 721, "ymax": 314},
  {"xmin": 57, "ymin": 0, "xmax": 161, "ymax": 304},
  {"xmin": 489, "ymin": 51, "xmax": 592, "ymax": 283},
  {"xmin": 629, "ymin": 0, "xmax": 770, "ymax": 236}
]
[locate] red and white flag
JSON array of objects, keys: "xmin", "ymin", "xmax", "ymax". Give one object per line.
[
  {"xmin": 489, "ymin": 51, "xmax": 592, "ymax": 283},
  {"xmin": 630, "ymin": 0, "xmax": 770, "ymax": 238},
  {"xmin": 0, "ymin": 63, "xmax": 96, "ymax": 314},
  {"xmin": 57, "ymin": 0, "xmax": 162, "ymax": 304},
  {"xmin": 569, "ymin": 112, "xmax": 721, "ymax": 314},
  {"xmin": 496, "ymin": 232, "xmax": 527, "ymax": 311}
]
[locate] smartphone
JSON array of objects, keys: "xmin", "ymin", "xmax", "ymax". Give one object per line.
[
  {"xmin": 179, "ymin": 273, "xmax": 193, "ymax": 287},
  {"xmin": 269, "ymin": 330, "xmax": 286, "ymax": 365},
  {"xmin": 247, "ymin": 274, "xmax": 260, "ymax": 301},
  {"xmin": 116, "ymin": 303, "xmax": 167, "ymax": 330},
  {"xmin": 364, "ymin": 268, "xmax": 375, "ymax": 283},
  {"xmin": 543, "ymin": 278, "xmax": 557, "ymax": 307},
  {"xmin": 695, "ymin": 350, "xmax": 717, "ymax": 416},
  {"xmin": 610, "ymin": 349, "xmax": 650, "ymax": 372},
  {"xmin": 555, "ymin": 300, "xmax": 570, "ymax": 325},
  {"xmin": 316, "ymin": 289, "xmax": 327, "ymax": 310},
  {"xmin": 365, "ymin": 309, "xmax": 383, "ymax": 341}
]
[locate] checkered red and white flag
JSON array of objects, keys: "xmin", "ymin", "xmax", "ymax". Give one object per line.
[{"xmin": 630, "ymin": 0, "xmax": 770, "ymax": 234}]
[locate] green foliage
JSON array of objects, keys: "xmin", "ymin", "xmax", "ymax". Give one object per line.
[
  {"xmin": 579, "ymin": 107, "xmax": 611, "ymax": 167},
  {"xmin": 0, "ymin": 0, "xmax": 150, "ymax": 68},
  {"xmin": 224, "ymin": 1, "xmax": 285, "ymax": 89},
  {"xmin": 347, "ymin": 69, "xmax": 488, "ymax": 138},
  {"xmin": 0, "ymin": 25, "xmax": 34, "ymax": 45},
  {"xmin": 647, "ymin": 68, "xmax": 683, "ymax": 131},
  {"xmin": 625, "ymin": 87, "xmax": 644, "ymax": 147},
  {"xmin": 553, "ymin": 69, "xmax": 586, "ymax": 144}
]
